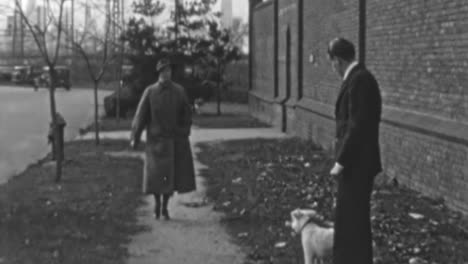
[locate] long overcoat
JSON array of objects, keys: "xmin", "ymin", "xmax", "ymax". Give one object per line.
[
  {"xmin": 333, "ymin": 64, "xmax": 382, "ymax": 264},
  {"xmin": 131, "ymin": 80, "xmax": 196, "ymax": 195}
]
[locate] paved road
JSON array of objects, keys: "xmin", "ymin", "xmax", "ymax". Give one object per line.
[{"xmin": 0, "ymin": 86, "xmax": 111, "ymax": 184}]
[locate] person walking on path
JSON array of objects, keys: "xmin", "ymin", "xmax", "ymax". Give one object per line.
[
  {"xmin": 327, "ymin": 38, "xmax": 382, "ymax": 264},
  {"xmin": 130, "ymin": 58, "xmax": 196, "ymax": 220}
]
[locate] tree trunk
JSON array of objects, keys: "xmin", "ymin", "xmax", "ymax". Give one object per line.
[
  {"xmin": 216, "ymin": 63, "xmax": 222, "ymax": 116},
  {"xmin": 116, "ymin": 81, "xmax": 121, "ymax": 123},
  {"xmin": 94, "ymin": 80, "xmax": 100, "ymax": 145},
  {"xmin": 48, "ymin": 70, "xmax": 62, "ymax": 183},
  {"xmin": 216, "ymin": 79, "xmax": 221, "ymax": 116}
]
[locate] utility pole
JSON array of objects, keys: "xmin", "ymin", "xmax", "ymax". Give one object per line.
[
  {"xmin": 111, "ymin": 0, "xmax": 122, "ymax": 56},
  {"xmin": 174, "ymin": 0, "xmax": 179, "ymax": 50},
  {"xmin": 65, "ymin": 7, "xmax": 69, "ymax": 56},
  {"xmin": 71, "ymin": 0, "xmax": 75, "ymax": 58},
  {"xmin": 116, "ymin": 0, "xmax": 125, "ymax": 122},
  {"xmin": 13, "ymin": 5, "xmax": 17, "ymax": 58},
  {"xmin": 20, "ymin": 0, "xmax": 24, "ymax": 60}
]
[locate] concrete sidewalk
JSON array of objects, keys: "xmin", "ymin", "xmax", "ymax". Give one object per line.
[{"xmin": 80, "ymin": 127, "xmax": 287, "ymax": 264}]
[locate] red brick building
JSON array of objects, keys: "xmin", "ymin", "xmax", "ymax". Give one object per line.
[{"xmin": 249, "ymin": 0, "xmax": 468, "ymax": 213}]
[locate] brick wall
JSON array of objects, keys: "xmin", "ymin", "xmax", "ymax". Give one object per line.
[
  {"xmin": 380, "ymin": 123, "xmax": 468, "ymax": 212},
  {"xmin": 365, "ymin": 0, "xmax": 468, "ymax": 212},
  {"xmin": 225, "ymin": 59, "xmax": 248, "ymax": 92},
  {"xmin": 277, "ymin": 0, "xmax": 299, "ymax": 101},
  {"xmin": 250, "ymin": 0, "xmax": 468, "ymax": 213},
  {"xmin": 302, "ymin": 0, "xmax": 359, "ymax": 105},
  {"xmin": 224, "ymin": 59, "xmax": 249, "ymax": 103},
  {"xmin": 252, "ymin": 2, "xmax": 275, "ymax": 97},
  {"xmin": 367, "ymin": 0, "xmax": 468, "ymax": 123}
]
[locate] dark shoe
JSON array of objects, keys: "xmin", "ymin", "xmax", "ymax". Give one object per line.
[
  {"xmin": 162, "ymin": 209, "xmax": 170, "ymax": 220},
  {"xmin": 154, "ymin": 205, "xmax": 161, "ymax": 220}
]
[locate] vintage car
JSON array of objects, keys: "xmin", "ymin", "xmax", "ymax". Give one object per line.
[
  {"xmin": 103, "ymin": 64, "xmax": 137, "ymax": 117},
  {"xmin": 0, "ymin": 65, "xmax": 13, "ymax": 82},
  {"xmin": 11, "ymin": 65, "xmax": 42, "ymax": 85},
  {"xmin": 37, "ymin": 66, "xmax": 71, "ymax": 90}
]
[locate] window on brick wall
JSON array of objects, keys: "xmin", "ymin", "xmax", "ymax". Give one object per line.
[
  {"xmin": 286, "ymin": 27, "xmax": 291, "ymax": 100},
  {"xmin": 297, "ymin": 42, "xmax": 303, "ymax": 99},
  {"xmin": 297, "ymin": 70, "xmax": 303, "ymax": 100}
]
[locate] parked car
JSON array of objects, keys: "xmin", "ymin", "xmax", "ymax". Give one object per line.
[
  {"xmin": 0, "ymin": 65, "xmax": 13, "ymax": 82},
  {"xmin": 37, "ymin": 66, "xmax": 71, "ymax": 90},
  {"xmin": 104, "ymin": 83, "xmax": 139, "ymax": 118},
  {"xmin": 121, "ymin": 65, "xmax": 133, "ymax": 82},
  {"xmin": 11, "ymin": 65, "xmax": 42, "ymax": 86},
  {"xmin": 104, "ymin": 65, "xmax": 138, "ymax": 117}
]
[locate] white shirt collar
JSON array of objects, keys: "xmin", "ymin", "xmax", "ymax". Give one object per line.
[{"xmin": 343, "ymin": 61, "xmax": 359, "ymax": 81}]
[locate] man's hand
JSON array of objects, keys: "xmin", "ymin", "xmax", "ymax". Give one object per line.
[
  {"xmin": 330, "ymin": 162, "xmax": 344, "ymax": 177},
  {"xmin": 130, "ymin": 140, "xmax": 137, "ymax": 150}
]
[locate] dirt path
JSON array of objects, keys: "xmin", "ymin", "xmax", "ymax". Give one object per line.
[{"xmin": 81, "ymin": 127, "xmax": 287, "ymax": 264}]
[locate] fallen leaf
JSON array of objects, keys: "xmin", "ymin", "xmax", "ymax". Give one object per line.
[
  {"xmin": 409, "ymin": 213, "xmax": 425, "ymax": 220},
  {"xmin": 274, "ymin": 241, "xmax": 287, "ymax": 248},
  {"xmin": 232, "ymin": 177, "xmax": 242, "ymax": 184},
  {"xmin": 409, "ymin": 257, "xmax": 428, "ymax": 264}
]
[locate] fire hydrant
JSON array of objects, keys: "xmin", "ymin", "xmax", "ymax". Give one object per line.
[{"xmin": 48, "ymin": 112, "xmax": 66, "ymax": 161}]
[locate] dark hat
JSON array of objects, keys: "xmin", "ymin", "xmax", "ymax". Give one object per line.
[{"xmin": 156, "ymin": 59, "xmax": 172, "ymax": 72}]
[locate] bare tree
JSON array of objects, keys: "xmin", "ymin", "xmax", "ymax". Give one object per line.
[
  {"xmin": 14, "ymin": 0, "xmax": 69, "ymax": 182},
  {"xmin": 66, "ymin": 0, "xmax": 121, "ymax": 145}
]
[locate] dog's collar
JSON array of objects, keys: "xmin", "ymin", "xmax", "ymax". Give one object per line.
[{"xmin": 297, "ymin": 217, "xmax": 315, "ymax": 234}]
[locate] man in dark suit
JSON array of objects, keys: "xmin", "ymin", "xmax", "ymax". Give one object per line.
[{"xmin": 327, "ymin": 38, "xmax": 382, "ymax": 264}]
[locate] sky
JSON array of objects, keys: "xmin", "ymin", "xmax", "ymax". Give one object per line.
[{"xmin": 0, "ymin": 0, "xmax": 249, "ymax": 30}]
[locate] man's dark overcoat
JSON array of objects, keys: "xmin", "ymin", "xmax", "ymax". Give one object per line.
[
  {"xmin": 131, "ymin": 80, "xmax": 196, "ymax": 195},
  {"xmin": 333, "ymin": 64, "xmax": 382, "ymax": 264}
]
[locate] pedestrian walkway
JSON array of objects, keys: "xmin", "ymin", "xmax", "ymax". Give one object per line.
[{"xmin": 80, "ymin": 126, "xmax": 287, "ymax": 264}]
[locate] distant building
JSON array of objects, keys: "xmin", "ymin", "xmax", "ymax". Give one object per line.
[
  {"xmin": 221, "ymin": 0, "xmax": 234, "ymax": 28},
  {"xmin": 220, "ymin": 0, "xmax": 249, "ymax": 54},
  {"xmin": 220, "ymin": 0, "xmax": 248, "ymax": 28}
]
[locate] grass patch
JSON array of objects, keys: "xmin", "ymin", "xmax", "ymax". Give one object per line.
[
  {"xmin": 0, "ymin": 139, "xmax": 146, "ymax": 264},
  {"xmin": 197, "ymin": 138, "xmax": 468, "ymax": 264},
  {"xmin": 192, "ymin": 113, "xmax": 269, "ymax": 129},
  {"xmin": 84, "ymin": 113, "xmax": 269, "ymax": 133},
  {"xmin": 83, "ymin": 118, "xmax": 133, "ymax": 134}
]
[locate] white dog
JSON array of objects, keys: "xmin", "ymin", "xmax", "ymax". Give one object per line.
[{"xmin": 287, "ymin": 209, "xmax": 334, "ymax": 264}]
